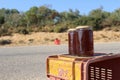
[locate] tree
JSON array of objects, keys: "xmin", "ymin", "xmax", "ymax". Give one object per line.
[
  {"xmin": 25, "ymin": 6, "xmax": 38, "ymax": 27},
  {"xmin": 110, "ymin": 8, "xmax": 120, "ymax": 26},
  {"xmin": 0, "ymin": 16, "xmax": 4, "ymax": 25},
  {"xmin": 88, "ymin": 8, "xmax": 110, "ymax": 30},
  {"xmin": 11, "ymin": 9, "xmax": 19, "ymax": 14}
]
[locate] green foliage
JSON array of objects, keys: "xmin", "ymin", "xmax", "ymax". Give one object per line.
[
  {"xmin": 0, "ymin": 27, "xmax": 12, "ymax": 36},
  {"xmin": 17, "ymin": 27, "xmax": 29, "ymax": 35},
  {"xmin": 0, "ymin": 6, "xmax": 120, "ymax": 36},
  {"xmin": 54, "ymin": 25, "xmax": 68, "ymax": 33},
  {"xmin": 0, "ymin": 16, "xmax": 4, "ymax": 25},
  {"xmin": 88, "ymin": 8, "xmax": 109, "ymax": 30}
]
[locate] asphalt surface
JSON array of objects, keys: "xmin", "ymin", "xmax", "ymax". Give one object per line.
[{"xmin": 0, "ymin": 42, "xmax": 120, "ymax": 80}]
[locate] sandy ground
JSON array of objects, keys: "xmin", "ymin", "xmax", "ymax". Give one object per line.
[{"xmin": 0, "ymin": 31, "xmax": 120, "ymax": 47}]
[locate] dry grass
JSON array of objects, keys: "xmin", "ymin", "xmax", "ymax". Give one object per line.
[
  {"xmin": 0, "ymin": 31, "xmax": 120, "ymax": 46},
  {"xmin": 0, "ymin": 32, "xmax": 68, "ymax": 46},
  {"xmin": 94, "ymin": 31, "xmax": 120, "ymax": 42}
]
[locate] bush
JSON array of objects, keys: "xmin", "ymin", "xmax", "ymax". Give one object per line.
[
  {"xmin": 0, "ymin": 39, "xmax": 12, "ymax": 45},
  {"xmin": 41, "ymin": 26, "xmax": 54, "ymax": 32},
  {"xmin": 0, "ymin": 28, "xmax": 12, "ymax": 36},
  {"xmin": 53, "ymin": 26, "xmax": 68, "ymax": 33},
  {"xmin": 17, "ymin": 28, "xmax": 29, "ymax": 35}
]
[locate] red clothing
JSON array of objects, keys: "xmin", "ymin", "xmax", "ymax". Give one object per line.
[{"xmin": 54, "ymin": 39, "xmax": 60, "ymax": 45}]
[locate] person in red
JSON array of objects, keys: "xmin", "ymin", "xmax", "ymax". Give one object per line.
[{"xmin": 54, "ymin": 38, "xmax": 60, "ymax": 45}]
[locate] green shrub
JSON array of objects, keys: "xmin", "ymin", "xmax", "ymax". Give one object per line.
[
  {"xmin": 53, "ymin": 26, "xmax": 67, "ymax": 33},
  {"xmin": 0, "ymin": 28, "xmax": 12, "ymax": 36},
  {"xmin": 41, "ymin": 26, "xmax": 54, "ymax": 32},
  {"xmin": 17, "ymin": 28, "xmax": 29, "ymax": 35}
]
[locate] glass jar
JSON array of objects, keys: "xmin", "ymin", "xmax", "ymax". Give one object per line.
[
  {"xmin": 68, "ymin": 29, "xmax": 77, "ymax": 55},
  {"xmin": 76, "ymin": 26, "xmax": 94, "ymax": 56}
]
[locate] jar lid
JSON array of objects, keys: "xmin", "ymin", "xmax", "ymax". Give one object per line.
[
  {"xmin": 76, "ymin": 26, "xmax": 91, "ymax": 29},
  {"xmin": 67, "ymin": 28, "xmax": 76, "ymax": 32}
]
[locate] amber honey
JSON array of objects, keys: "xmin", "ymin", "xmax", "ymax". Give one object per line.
[
  {"xmin": 76, "ymin": 26, "xmax": 94, "ymax": 56},
  {"xmin": 68, "ymin": 29, "xmax": 77, "ymax": 55}
]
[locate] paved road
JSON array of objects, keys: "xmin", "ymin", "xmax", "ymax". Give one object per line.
[{"xmin": 0, "ymin": 42, "xmax": 120, "ymax": 80}]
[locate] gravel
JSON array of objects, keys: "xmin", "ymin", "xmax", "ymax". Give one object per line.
[{"xmin": 0, "ymin": 42, "xmax": 120, "ymax": 80}]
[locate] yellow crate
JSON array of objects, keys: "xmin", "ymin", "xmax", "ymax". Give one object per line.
[
  {"xmin": 46, "ymin": 54, "xmax": 120, "ymax": 80},
  {"xmin": 46, "ymin": 54, "xmax": 91, "ymax": 80}
]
